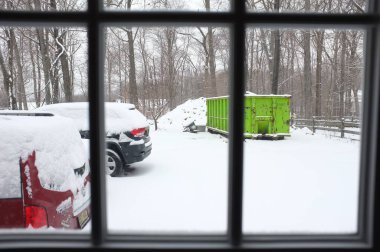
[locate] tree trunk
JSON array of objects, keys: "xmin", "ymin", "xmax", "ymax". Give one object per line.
[
  {"xmin": 347, "ymin": 31, "xmax": 359, "ymax": 117},
  {"xmin": 48, "ymin": 1, "xmax": 72, "ymax": 102},
  {"xmin": 303, "ymin": 30, "xmax": 312, "ymax": 118},
  {"xmin": 248, "ymin": 31, "xmax": 255, "ymax": 92},
  {"xmin": 127, "ymin": 29, "xmax": 139, "ymax": 107},
  {"xmin": 5, "ymin": 29, "xmax": 18, "ymax": 109},
  {"xmin": 10, "ymin": 29, "xmax": 28, "ymax": 110},
  {"xmin": 302, "ymin": 1, "xmax": 313, "ymax": 118},
  {"xmin": 165, "ymin": 28, "xmax": 177, "ymax": 110},
  {"xmin": 271, "ymin": 0, "xmax": 280, "ymax": 94},
  {"xmin": 107, "ymin": 49, "xmax": 112, "ymax": 101},
  {"xmin": 0, "ymin": 45, "xmax": 14, "ymax": 109},
  {"xmin": 205, "ymin": 0, "xmax": 217, "ymax": 97},
  {"xmin": 29, "ymin": 37, "xmax": 40, "ymax": 107},
  {"xmin": 339, "ymin": 31, "xmax": 347, "ymax": 118},
  {"xmin": 315, "ymin": 31, "xmax": 324, "ymax": 117},
  {"xmin": 59, "ymin": 32, "xmax": 73, "ymax": 102},
  {"xmin": 34, "ymin": 0, "xmax": 52, "ymax": 104},
  {"xmin": 208, "ymin": 26, "xmax": 217, "ymax": 97},
  {"xmin": 126, "ymin": 0, "xmax": 139, "ymax": 107}
]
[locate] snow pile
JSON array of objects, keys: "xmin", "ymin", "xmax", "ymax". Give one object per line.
[
  {"xmin": 34, "ymin": 102, "xmax": 148, "ymax": 134},
  {"xmin": 291, "ymin": 126, "xmax": 313, "ymax": 135},
  {"xmin": 158, "ymin": 98, "xmax": 207, "ymax": 131},
  {"xmin": 0, "ymin": 115, "xmax": 86, "ymax": 198}
]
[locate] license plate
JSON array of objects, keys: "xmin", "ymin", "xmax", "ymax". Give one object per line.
[{"xmin": 78, "ymin": 209, "xmax": 89, "ymax": 228}]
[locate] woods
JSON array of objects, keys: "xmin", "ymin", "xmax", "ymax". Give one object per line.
[
  {"xmin": 0, "ymin": 0, "xmax": 87, "ymax": 109},
  {"xmin": 0, "ymin": 0, "xmax": 366, "ymax": 121}
]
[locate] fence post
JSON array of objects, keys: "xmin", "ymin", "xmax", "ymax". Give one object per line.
[
  {"xmin": 340, "ymin": 118, "xmax": 344, "ymax": 138},
  {"xmin": 290, "ymin": 114, "xmax": 293, "ymax": 127},
  {"xmin": 312, "ymin": 116, "xmax": 315, "ymax": 133}
]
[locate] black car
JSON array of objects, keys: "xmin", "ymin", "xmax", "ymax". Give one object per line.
[{"xmin": 35, "ymin": 102, "xmax": 152, "ymax": 177}]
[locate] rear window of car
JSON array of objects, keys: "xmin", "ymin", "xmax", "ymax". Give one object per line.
[
  {"xmin": 0, "ymin": 115, "xmax": 87, "ymax": 195},
  {"xmin": 0, "ymin": 162, "xmax": 21, "ymax": 199}
]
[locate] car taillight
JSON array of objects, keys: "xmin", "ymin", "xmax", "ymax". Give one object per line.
[
  {"xmin": 131, "ymin": 128, "xmax": 145, "ymax": 137},
  {"xmin": 25, "ymin": 206, "xmax": 48, "ymax": 228}
]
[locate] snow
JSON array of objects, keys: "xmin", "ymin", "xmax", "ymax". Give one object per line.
[
  {"xmin": 0, "ymin": 114, "xmax": 87, "ymax": 198},
  {"xmin": 243, "ymin": 128, "xmax": 360, "ymax": 234},
  {"xmin": 207, "ymin": 92, "xmax": 291, "ymax": 100},
  {"xmin": 107, "ymin": 130, "xmax": 229, "ymax": 233},
  {"xmin": 157, "ymin": 98, "xmax": 207, "ymax": 131},
  {"xmin": 1, "ymin": 98, "xmax": 360, "ymax": 233},
  {"xmin": 34, "ymin": 102, "xmax": 148, "ymax": 134},
  {"xmin": 106, "ymin": 99, "xmax": 361, "ymax": 234}
]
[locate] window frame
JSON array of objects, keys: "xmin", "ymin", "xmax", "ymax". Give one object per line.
[{"xmin": 0, "ymin": 0, "xmax": 379, "ymax": 250}]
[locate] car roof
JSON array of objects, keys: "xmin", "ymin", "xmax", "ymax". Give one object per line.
[
  {"xmin": 34, "ymin": 102, "xmax": 148, "ymax": 133},
  {"xmin": 0, "ymin": 114, "xmax": 86, "ymax": 198}
]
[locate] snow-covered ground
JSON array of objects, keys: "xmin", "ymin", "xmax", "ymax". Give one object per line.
[
  {"xmin": 243, "ymin": 128, "xmax": 359, "ymax": 234},
  {"xmin": 106, "ymin": 98, "xmax": 361, "ymax": 234},
  {"xmin": 1, "ymin": 98, "xmax": 360, "ymax": 234},
  {"xmin": 107, "ymin": 129, "xmax": 229, "ymax": 234}
]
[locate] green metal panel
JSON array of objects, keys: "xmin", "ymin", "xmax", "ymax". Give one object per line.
[{"xmin": 206, "ymin": 95, "xmax": 291, "ymax": 137}]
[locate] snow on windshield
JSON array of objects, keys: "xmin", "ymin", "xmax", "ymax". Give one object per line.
[
  {"xmin": 34, "ymin": 102, "xmax": 148, "ymax": 134},
  {"xmin": 0, "ymin": 115, "xmax": 86, "ymax": 198}
]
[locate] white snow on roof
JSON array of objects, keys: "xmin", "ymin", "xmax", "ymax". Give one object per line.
[
  {"xmin": 34, "ymin": 102, "xmax": 148, "ymax": 133},
  {"xmin": 158, "ymin": 98, "xmax": 207, "ymax": 131},
  {"xmin": 0, "ymin": 115, "xmax": 86, "ymax": 198}
]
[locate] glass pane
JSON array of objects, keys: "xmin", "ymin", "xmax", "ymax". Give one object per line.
[
  {"xmin": 0, "ymin": 26, "xmax": 90, "ymax": 233},
  {"xmin": 0, "ymin": 0, "xmax": 87, "ymax": 11},
  {"xmin": 242, "ymin": 28, "xmax": 364, "ymax": 234},
  {"xmin": 104, "ymin": 26, "xmax": 230, "ymax": 233},
  {"xmin": 104, "ymin": 0, "xmax": 230, "ymax": 12},
  {"xmin": 246, "ymin": 0, "xmax": 368, "ymax": 14}
]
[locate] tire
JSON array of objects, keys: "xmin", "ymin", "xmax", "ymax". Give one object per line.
[{"xmin": 105, "ymin": 149, "xmax": 123, "ymax": 177}]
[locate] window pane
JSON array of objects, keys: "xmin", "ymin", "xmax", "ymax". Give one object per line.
[
  {"xmin": 242, "ymin": 28, "xmax": 364, "ymax": 234},
  {"xmin": 104, "ymin": 0, "xmax": 230, "ymax": 12},
  {"xmin": 246, "ymin": 0, "xmax": 368, "ymax": 14},
  {"xmin": 104, "ymin": 26, "xmax": 230, "ymax": 233},
  {"xmin": 0, "ymin": 0, "xmax": 87, "ymax": 11},
  {"xmin": 0, "ymin": 26, "xmax": 90, "ymax": 233}
]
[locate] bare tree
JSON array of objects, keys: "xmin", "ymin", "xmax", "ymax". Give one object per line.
[{"xmin": 271, "ymin": 0, "xmax": 280, "ymax": 94}]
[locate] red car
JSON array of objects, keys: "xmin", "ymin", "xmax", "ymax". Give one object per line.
[{"xmin": 0, "ymin": 112, "xmax": 91, "ymax": 229}]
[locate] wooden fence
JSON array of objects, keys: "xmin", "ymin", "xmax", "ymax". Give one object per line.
[{"xmin": 292, "ymin": 116, "xmax": 360, "ymax": 138}]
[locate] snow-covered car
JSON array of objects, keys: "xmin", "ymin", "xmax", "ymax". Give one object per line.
[
  {"xmin": 0, "ymin": 113, "xmax": 91, "ymax": 229},
  {"xmin": 34, "ymin": 102, "xmax": 152, "ymax": 177}
]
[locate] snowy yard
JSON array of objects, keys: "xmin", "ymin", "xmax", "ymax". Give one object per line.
[{"xmin": 106, "ymin": 127, "xmax": 360, "ymax": 234}]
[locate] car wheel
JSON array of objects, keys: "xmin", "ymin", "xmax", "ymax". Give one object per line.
[{"xmin": 105, "ymin": 149, "xmax": 123, "ymax": 177}]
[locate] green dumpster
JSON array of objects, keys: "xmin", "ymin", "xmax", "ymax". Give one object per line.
[{"xmin": 206, "ymin": 94, "xmax": 291, "ymax": 139}]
